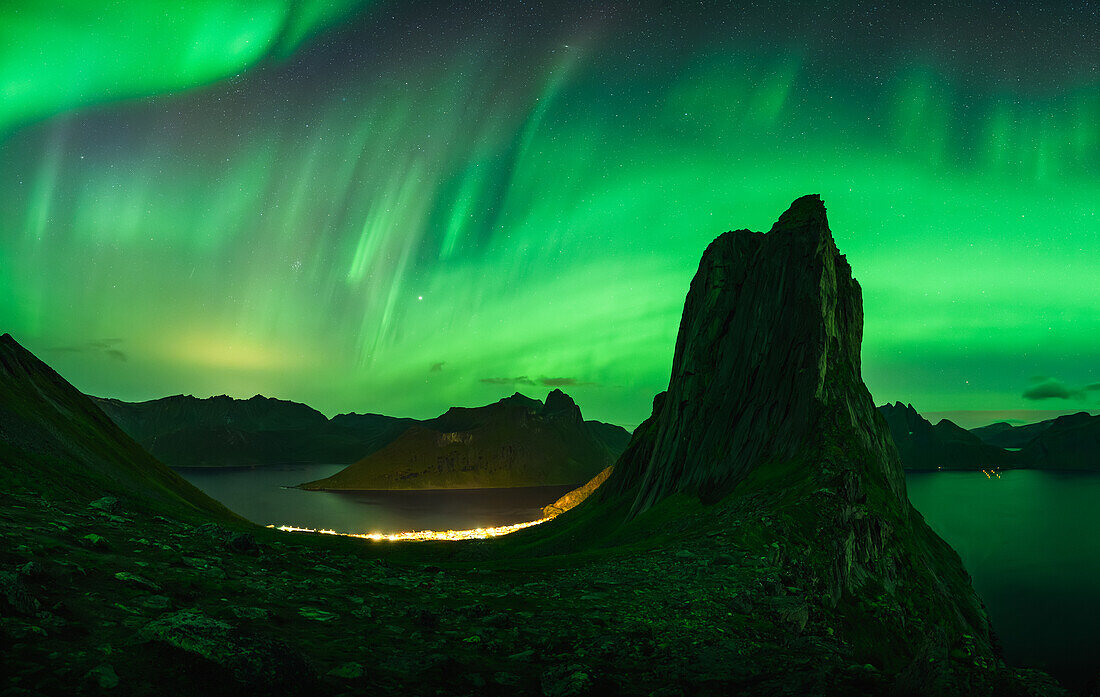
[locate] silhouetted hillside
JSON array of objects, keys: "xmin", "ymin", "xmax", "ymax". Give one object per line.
[
  {"xmin": 301, "ymin": 390, "xmax": 628, "ymax": 489},
  {"xmin": 0, "ymin": 334, "xmax": 233, "ymax": 520}
]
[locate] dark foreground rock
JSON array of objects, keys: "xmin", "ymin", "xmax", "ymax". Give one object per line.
[{"xmin": 140, "ymin": 610, "xmax": 314, "ymax": 692}]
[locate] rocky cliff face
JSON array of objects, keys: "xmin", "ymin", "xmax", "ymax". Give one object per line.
[
  {"xmin": 604, "ymin": 194, "xmax": 904, "ymax": 516},
  {"xmin": 528, "ymin": 197, "xmax": 1037, "ymax": 691},
  {"xmin": 878, "ymin": 402, "xmax": 1019, "ymax": 470},
  {"xmin": 300, "ymin": 391, "xmax": 630, "ymax": 490}
]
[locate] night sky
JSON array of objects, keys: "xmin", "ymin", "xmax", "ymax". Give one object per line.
[{"xmin": 1, "ymin": 1, "xmax": 1097, "ymax": 428}]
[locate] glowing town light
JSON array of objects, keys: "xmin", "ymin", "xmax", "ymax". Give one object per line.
[{"xmin": 266, "ymin": 517, "xmax": 550, "ymax": 542}]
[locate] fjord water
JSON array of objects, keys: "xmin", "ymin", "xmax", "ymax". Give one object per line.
[
  {"xmin": 906, "ymin": 470, "xmax": 1100, "ymax": 691},
  {"xmin": 178, "ymin": 464, "xmax": 1098, "ymax": 689},
  {"xmin": 175, "ymin": 464, "xmax": 571, "ymax": 534}
]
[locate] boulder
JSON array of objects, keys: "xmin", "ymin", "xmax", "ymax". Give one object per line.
[{"xmin": 139, "ymin": 610, "xmax": 313, "ymax": 691}]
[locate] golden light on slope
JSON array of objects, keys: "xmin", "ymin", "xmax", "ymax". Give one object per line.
[
  {"xmin": 267, "ymin": 464, "xmax": 608, "ymax": 542},
  {"xmin": 267, "ymin": 517, "xmax": 549, "ymax": 542}
]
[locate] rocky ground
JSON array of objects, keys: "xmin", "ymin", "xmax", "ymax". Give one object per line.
[{"xmin": 0, "ymin": 484, "xmax": 1069, "ymax": 697}]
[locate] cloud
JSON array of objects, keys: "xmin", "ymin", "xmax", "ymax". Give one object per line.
[
  {"xmin": 480, "ymin": 376, "xmax": 536, "ymax": 386},
  {"xmin": 1022, "ymin": 378, "xmax": 1084, "ymax": 401},
  {"xmin": 540, "ymin": 377, "xmax": 597, "ymax": 387},
  {"xmin": 479, "ymin": 375, "xmax": 597, "ymax": 388},
  {"xmin": 429, "ymin": 361, "xmax": 445, "ymax": 372},
  {"xmin": 540, "ymin": 377, "xmax": 579, "ymax": 386},
  {"xmin": 49, "ymin": 339, "xmax": 127, "ymax": 362}
]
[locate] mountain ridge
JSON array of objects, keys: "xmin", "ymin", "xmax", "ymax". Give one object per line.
[
  {"xmin": 92, "ymin": 390, "xmax": 630, "ymax": 471},
  {"xmin": 877, "ymin": 401, "xmax": 1020, "ymax": 470},
  {"xmin": 877, "ymin": 402, "xmax": 1099, "ymax": 470},
  {"xmin": 300, "ymin": 389, "xmax": 627, "ymax": 490}
]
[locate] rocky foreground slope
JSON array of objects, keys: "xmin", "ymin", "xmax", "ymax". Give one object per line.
[{"xmin": 0, "ymin": 198, "xmax": 1072, "ymax": 696}]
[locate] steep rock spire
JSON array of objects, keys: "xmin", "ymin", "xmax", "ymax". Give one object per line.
[{"xmin": 604, "ymin": 195, "xmax": 905, "ymax": 517}]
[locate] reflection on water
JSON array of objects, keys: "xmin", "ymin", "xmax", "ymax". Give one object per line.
[
  {"xmin": 176, "ymin": 463, "xmax": 571, "ymax": 535},
  {"xmin": 907, "ymin": 470, "xmax": 1100, "ymax": 692}
]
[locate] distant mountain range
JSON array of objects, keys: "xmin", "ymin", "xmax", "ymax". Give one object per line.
[
  {"xmin": 878, "ymin": 402, "xmax": 1098, "ymax": 470},
  {"xmin": 92, "ymin": 394, "xmax": 416, "ymax": 468},
  {"xmin": 299, "ymin": 390, "xmax": 629, "ymax": 490},
  {"xmin": 90, "ymin": 389, "xmax": 632, "ymax": 489},
  {"xmin": 973, "ymin": 412, "xmax": 1100, "ymax": 470}
]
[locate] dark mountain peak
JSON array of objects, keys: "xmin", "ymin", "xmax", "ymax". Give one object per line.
[
  {"xmin": 493, "ymin": 392, "xmax": 543, "ymax": 411},
  {"xmin": 878, "ymin": 402, "xmax": 931, "ymax": 433},
  {"xmin": 885, "ymin": 401, "xmax": 920, "ymax": 417},
  {"xmin": 1056, "ymin": 411, "xmax": 1093, "ymax": 424},
  {"xmin": 603, "ymin": 195, "xmax": 902, "ymax": 516},
  {"xmin": 544, "ymin": 388, "xmax": 574, "ymax": 407},
  {"xmin": 880, "ymin": 401, "xmax": 916, "ymax": 415},
  {"xmin": 931, "ymin": 417, "xmax": 970, "ymax": 435},
  {"xmin": 542, "ymin": 389, "xmax": 582, "ymax": 423},
  {"xmin": 1, "ymin": 333, "xmax": 69, "ymax": 392},
  {"xmin": 528, "ymin": 199, "xmax": 1015, "ymax": 679},
  {"xmin": 1, "ymin": 332, "xmax": 31, "ymax": 359},
  {"xmin": 770, "ymin": 193, "xmax": 828, "ymax": 236},
  {"xmin": 434, "ymin": 392, "xmax": 542, "ymax": 432},
  {"xmin": 303, "ymin": 391, "xmax": 621, "ymax": 490},
  {"xmin": 877, "ymin": 403, "xmax": 1018, "ymax": 470},
  {"xmin": 1, "ymin": 332, "xmax": 27, "ymax": 361}
]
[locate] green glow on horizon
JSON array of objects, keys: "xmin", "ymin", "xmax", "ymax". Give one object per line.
[{"xmin": 0, "ymin": 4, "xmax": 1097, "ymax": 428}]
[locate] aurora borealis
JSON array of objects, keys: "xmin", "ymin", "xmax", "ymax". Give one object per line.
[{"xmin": 1, "ymin": 1, "xmax": 1097, "ymax": 428}]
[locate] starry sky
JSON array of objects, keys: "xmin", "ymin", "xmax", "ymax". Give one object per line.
[{"xmin": 1, "ymin": 1, "xmax": 1097, "ymax": 428}]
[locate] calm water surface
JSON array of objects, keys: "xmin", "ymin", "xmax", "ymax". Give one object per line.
[
  {"xmin": 179, "ymin": 465, "xmax": 1098, "ymax": 690},
  {"xmin": 907, "ymin": 470, "xmax": 1100, "ymax": 691},
  {"xmin": 176, "ymin": 464, "xmax": 570, "ymax": 534}
]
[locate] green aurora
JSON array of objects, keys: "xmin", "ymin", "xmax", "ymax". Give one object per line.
[{"xmin": 1, "ymin": 1, "xmax": 1097, "ymax": 428}]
